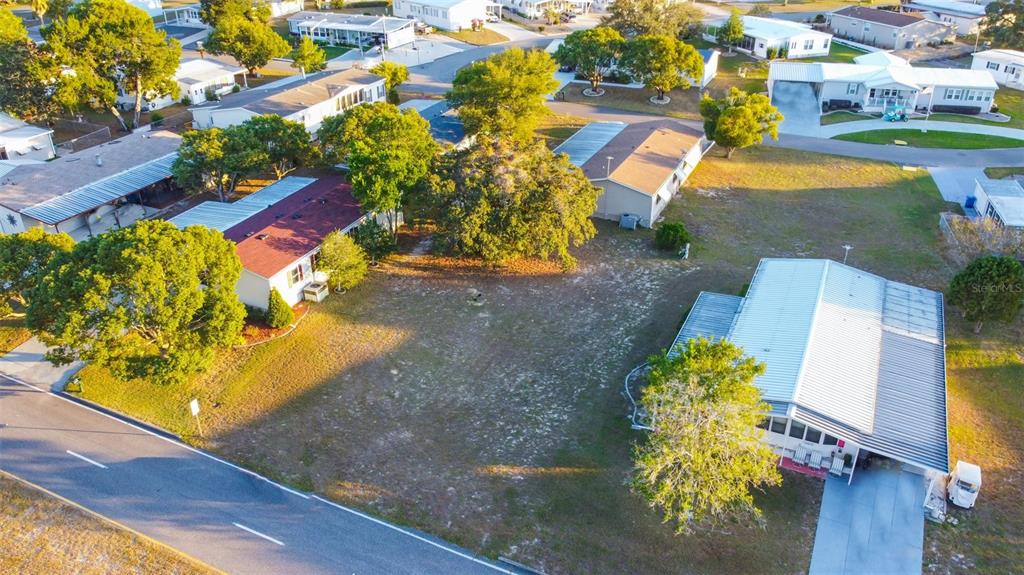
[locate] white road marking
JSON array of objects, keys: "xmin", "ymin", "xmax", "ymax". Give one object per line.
[
  {"xmin": 311, "ymin": 495, "xmax": 513, "ymax": 573},
  {"xmin": 232, "ymin": 522, "xmax": 285, "ymax": 546},
  {"xmin": 66, "ymin": 450, "xmax": 108, "ymax": 469},
  {"xmin": 4, "ymin": 375, "xmax": 309, "ymax": 500}
]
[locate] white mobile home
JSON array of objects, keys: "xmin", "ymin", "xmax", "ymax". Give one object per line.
[
  {"xmin": 0, "ymin": 113, "xmax": 55, "ymax": 162},
  {"xmin": 393, "ymin": 0, "xmax": 501, "ymax": 31},
  {"xmin": 555, "ymin": 120, "xmax": 708, "ymax": 227},
  {"xmin": 672, "ymin": 258, "xmax": 950, "ymax": 481},
  {"xmin": 287, "ymin": 11, "xmax": 417, "ymax": 49},
  {"xmin": 971, "ymin": 49, "xmax": 1024, "ymax": 89},
  {"xmin": 117, "ymin": 58, "xmax": 246, "ymax": 112},
  {"xmin": 972, "ymin": 178, "xmax": 1024, "ymax": 230},
  {"xmin": 768, "ymin": 56, "xmax": 999, "ymax": 114},
  {"xmin": 704, "ymin": 16, "xmax": 832, "ymax": 59},
  {"xmin": 189, "ymin": 68, "xmax": 386, "ymax": 132},
  {"xmin": 905, "ymin": 0, "xmax": 986, "ymax": 36}
]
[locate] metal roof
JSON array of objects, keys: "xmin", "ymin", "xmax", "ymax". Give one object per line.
[
  {"xmin": 769, "ymin": 60, "xmax": 998, "ymax": 90},
  {"xmin": 288, "ymin": 11, "xmax": 414, "ymax": 33},
  {"xmin": 667, "ymin": 258, "xmax": 950, "ymax": 473},
  {"xmin": 553, "ymin": 122, "xmax": 627, "ymax": 168},
  {"xmin": 669, "ymin": 291, "xmax": 742, "ymax": 357},
  {"xmin": 22, "ymin": 153, "xmax": 177, "ymax": 225},
  {"xmin": 168, "ymin": 177, "xmax": 317, "ymax": 232},
  {"xmin": 906, "ymin": 0, "xmax": 986, "ymax": 17}
]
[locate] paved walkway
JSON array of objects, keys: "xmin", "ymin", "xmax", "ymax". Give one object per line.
[
  {"xmin": 487, "ymin": 20, "xmax": 542, "ymax": 42},
  {"xmin": 810, "ymin": 465, "xmax": 926, "ymax": 575},
  {"xmin": 819, "ymin": 119, "xmax": 1024, "ymax": 140}
]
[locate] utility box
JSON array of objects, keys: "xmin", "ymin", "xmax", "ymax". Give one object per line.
[{"xmin": 303, "ymin": 281, "xmax": 329, "ymax": 303}]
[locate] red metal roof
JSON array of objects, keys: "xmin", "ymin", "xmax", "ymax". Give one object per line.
[{"xmin": 224, "ymin": 177, "xmax": 364, "ymax": 278}]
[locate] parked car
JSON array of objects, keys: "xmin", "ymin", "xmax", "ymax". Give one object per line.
[
  {"xmin": 486, "ymin": 13, "xmax": 499, "ymax": 22},
  {"xmin": 559, "ymin": 12, "xmax": 575, "ymax": 23}
]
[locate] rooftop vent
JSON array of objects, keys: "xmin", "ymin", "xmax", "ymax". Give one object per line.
[
  {"xmin": 292, "ymin": 213, "xmax": 303, "ymax": 219},
  {"xmin": 245, "ymin": 231, "xmax": 255, "ymax": 237},
  {"xmin": 257, "ymin": 234, "xmax": 269, "ymax": 240}
]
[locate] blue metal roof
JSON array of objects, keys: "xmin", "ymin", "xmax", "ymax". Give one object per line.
[
  {"xmin": 168, "ymin": 177, "xmax": 316, "ymax": 232},
  {"xmin": 669, "ymin": 291, "xmax": 742, "ymax": 358},
  {"xmin": 553, "ymin": 122, "xmax": 627, "ymax": 168},
  {"xmin": 21, "ymin": 154, "xmax": 177, "ymax": 225}
]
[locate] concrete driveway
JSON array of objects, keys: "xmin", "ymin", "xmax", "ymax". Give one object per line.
[
  {"xmin": 0, "ymin": 337, "xmax": 82, "ymax": 392},
  {"xmin": 810, "ymin": 464, "xmax": 927, "ymax": 575},
  {"xmin": 772, "ymin": 81, "xmax": 822, "ymax": 136},
  {"xmin": 927, "ymin": 167, "xmax": 987, "ymax": 204}
]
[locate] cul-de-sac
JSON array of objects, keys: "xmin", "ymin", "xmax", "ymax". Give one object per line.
[{"xmin": 0, "ymin": 0, "xmax": 1021, "ymax": 572}]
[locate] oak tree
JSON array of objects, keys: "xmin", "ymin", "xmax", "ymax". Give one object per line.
[
  {"xmin": 948, "ymin": 255, "xmax": 1024, "ymax": 333},
  {"xmin": 700, "ymin": 87, "xmax": 783, "ymax": 158},
  {"xmin": 620, "ymin": 34, "xmax": 703, "ymax": 103},
  {"xmin": 555, "ymin": 26, "xmax": 625, "ymax": 95},
  {"xmin": 0, "ymin": 229, "xmax": 75, "ymax": 316}
]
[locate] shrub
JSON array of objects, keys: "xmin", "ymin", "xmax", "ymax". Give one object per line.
[
  {"xmin": 655, "ymin": 222, "xmax": 691, "ymax": 252},
  {"xmin": 265, "ymin": 287, "xmax": 294, "ymax": 328},
  {"xmin": 244, "ymin": 304, "xmax": 265, "ymax": 323},
  {"xmin": 948, "ymin": 255, "xmax": 1024, "ymax": 332},
  {"xmin": 319, "ymin": 231, "xmax": 369, "ymax": 291},
  {"xmin": 150, "ymin": 111, "xmax": 164, "ymax": 126},
  {"xmin": 766, "ymin": 47, "xmax": 778, "ymax": 60},
  {"xmin": 232, "ymin": 84, "xmax": 241, "ymax": 93},
  {"xmin": 352, "ymin": 219, "xmax": 397, "ymax": 264},
  {"xmin": 181, "ymin": 95, "xmax": 192, "ymax": 105},
  {"xmin": 813, "ymin": 14, "xmax": 826, "ymax": 23}
]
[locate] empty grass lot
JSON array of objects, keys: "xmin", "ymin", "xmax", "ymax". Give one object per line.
[
  {"xmin": 834, "ymin": 129, "xmax": 1024, "ymax": 149},
  {"xmin": 559, "ymin": 83, "xmax": 702, "ymax": 122},
  {"xmin": 76, "ymin": 146, "xmax": 991, "ymax": 574},
  {"xmin": 439, "ymin": 28, "xmax": 509, "ymax": 45},
  {"xmin": 0, "ymin": 474, "xmax": 216, "ymax": 575},
  {"xmin": 805, "ymin": 40, "xmax": 867, "ymax": 64}
]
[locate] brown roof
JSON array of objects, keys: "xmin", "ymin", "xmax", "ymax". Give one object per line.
[
  {"xmin": 225, "ymin": 177, "xmax": 364, "ymax": 278},
  {"xmin": 193, "ymin": 68, "xmax": 383, "ymax": 117},
  {"xmin": 579, "ymin": 120, "xmax": 701, "ymax": 196},
  {"xmin": 833, "ymin": 6, "xmax": 924, "ymax": 28}
]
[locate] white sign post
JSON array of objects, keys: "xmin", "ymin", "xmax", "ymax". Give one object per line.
[{"xmin": 190, "ymin": 398, "xmax": 203, "ymax": 437}]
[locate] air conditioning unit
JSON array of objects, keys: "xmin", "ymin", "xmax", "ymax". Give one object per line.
[{"xmin": 303, "ymin": 281, "xmax": 329, "ymax": 303}]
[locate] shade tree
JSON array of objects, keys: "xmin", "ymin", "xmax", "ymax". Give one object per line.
[
  {"xmin": 948, "ymin": 255, "xmax": 1024, "ymax": 333},
  {"xmin": 700, "ymin": 87, "xmax": 783, "ymax": 158},
  {"xmin": 554, "ymin": 26, "xmax": 625, "ymax": 96},
  {"xmin": 620, "ymin": 34, "xmax": 703, "ymax": 103}
]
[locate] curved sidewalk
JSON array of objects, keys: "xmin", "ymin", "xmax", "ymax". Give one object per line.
[{"xmin": 818, "ymin": 118, "xmax": 1024, "ymax": 140}]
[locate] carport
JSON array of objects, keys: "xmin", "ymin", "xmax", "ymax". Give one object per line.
[{"xmin": 770, "ymin": 80, "xmax": 822, "ymax": 135}]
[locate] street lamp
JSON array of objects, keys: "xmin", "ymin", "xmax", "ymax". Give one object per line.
[{"xmin": 842, "ymin": 244, "xmax": 853, "ymax": 265}]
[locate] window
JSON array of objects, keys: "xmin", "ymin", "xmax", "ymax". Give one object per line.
[
  {"xmin": 847, "ymin": 83, "xmax": 858, "ymax": 95},
  {"xmin": 805, "ymin": 427, "xmax": 822, "ymax": 444},
  {"xmin": 1007, "ymin": 66, "xmax": 1018, "ymax": 75},
  {"xmin": 823, "ymin": 39, "xmax": 830, "ymax": 50},
  {"xmin": 803, "ymin": 39, "xmax": 814, "ymax": 50},
  {"xmin": 788, "ymin": 420, "xmax": 806, "ymax": 439},
  {"xmin": 770, "ymin": 417, "xmax": 788, "ymax": 434},
  {"xmin": 986, "ymin": 62, "xmax": 1001, "ymax": 71},
  {"xmin": 287, "ymin": 264, "xmax": 305, "ymax": 287},
  {"xmin": 823, "ymin": 434, "xmax": 839, "ymax": 446},
  {"xmin": 945, "ymin": 88, "xmax": 963, "ymax": 100},
  {"xmin": 790, "ymin": 40, "xmax": 797, "ymax": 49}
]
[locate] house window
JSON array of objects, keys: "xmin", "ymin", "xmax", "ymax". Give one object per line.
[
  {"xmin": 805, "ymin": 427, "xmax": 822, "ymax": 444},
  {"xmin": 823, "ymin": 434, "xmax": 839, "ymax": 446},
  {"xmin": 770, "ymin": 417, "xmax": 788, "ymax": 435},
  {"xmin": 287, "ymin": 264, "xmax": 305, "ymax": 287},
  {"xmin": 803, "ymin": 39, "xmax": 814, "ymax": 50},
  {"xmin": 788, "ymin": 420, "xmax": 807, "ymax": 439},
  {"xmin": 847, "ymin": 83, "xmax": 858, "ymax": 95},
  {"xmin": 945, "ymin": 88, "xmax": 963, "ymax": 100},
  {"xmin": 1007, "ymin": 66, "xmax": 1018, "ymax": 75},
  {"xmin": 789, "ymin": 40, "xmax": 797, "ymax": 49}
]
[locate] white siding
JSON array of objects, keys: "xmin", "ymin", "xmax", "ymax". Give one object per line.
[{"xmin": 971, "ymin": 54, "xmax": 1024, "ymax": 88}]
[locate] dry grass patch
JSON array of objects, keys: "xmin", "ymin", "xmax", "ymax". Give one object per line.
[
  {"xmin": 0, "ymin": 474, "xmax": 216, "ymax": 575},
  {"xmin": 560, "ymin": 83, "xmax": 702, "ymax": 122}
]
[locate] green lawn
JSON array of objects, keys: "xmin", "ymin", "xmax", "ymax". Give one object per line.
[
  {"xmin": 908, "ymin": 88, "xmax": 1024, "ymax": 130},
  {"xmin": 0, "ymin": 315, "xmax": 30, "ymax": 357},
  {"xmin": 439, "ymin": 28, "xmax": 509, "ymax": 45},
  {"xmin": 984, "ymin": 167, "xmax": 1024, "ymax": 179},
  {"xmin": 804, "ymin": 41, "xmax": 867, "ymax": 63},
  {"xmin": 821, "ymin": 111, "xmax": 877, "ymax": 125},
  {"xmin": 833, "ymin": 129, "xmax": 1024, "ymax": 149},
  {"xmin": 690, "ymin": 38, "xmax": 768, "ymax": 96}
]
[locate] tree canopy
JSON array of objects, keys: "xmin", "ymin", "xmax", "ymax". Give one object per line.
[
  {"xmin": 172, "ymin": 126, "xmax": 267, "ymax": 201},
  {"xmin": 242, "ymin": 115, "xmax": 317, "ymax": 180},
  {"xmin": 604, "ymin": 0, "xmax": 705, "ymax": 38},
  {"xmin": 370, "ymin": 61, "xmax": 408, "ymax": 104},
  {"xmin": 447, "ymin": 48, "xmax": 559, "ymax": 144},
  {"xmin": 948, "ymin": 255, "xmax": 1024, "ymax": 332},
  {"xmin": 620, "ymin": 35, "xmax": 703, "ymax": 102},
  {"xmin": 0, "ymin": 11, "xmax": 62, "ymax": 122},
  {"xmin": 700, "ymin": 87, "xmax": 783, "ymax": 158},
  {"xmin": 633, "ymin": 337, "xmax": 780, "ymax": 534},
  {"xmin": 554, "ymin": 26, "xmax": 625, "ymax": 94},
  {"xmin": 318, "ymin": 231, "xmax": 368, "ymax": 291},
  {"xmin": 983, "ymin": 0, "xmax": 1024, "ymax": 50},
  {"xmin": 206, "ymin": 15, "xmax": 290, "ymax": 75},
  {"xmin": 291, "ymin": 36, "xmax": 327, "ymax": 73},
  {"xmin": 318, "ymin": 102, "xmax": 437, "ymax": 233},
  {"xmin": 44, "ymin": 0, "xmax": 182, "ymax": 130},
  {"xmin": 200, "ymin": 0, "xmax": 270, "ymax": 26},
  {"xmin": 0, "ymin": 228, "xmax": 75, "ymax": 317},
  {"xmin": 422, "ymin": 137, "xmax": 601, "ymax": 271},
  {"xmin": 27, "ymin": 220, "xmax": 246, "ymax": 384},
  {"xmin": 717, "ymin": 9, "xmax": 745, "ymax": 53}
]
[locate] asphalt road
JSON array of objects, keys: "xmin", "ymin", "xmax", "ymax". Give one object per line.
[{"xmin": 0, "ymin": 376, "xmax": 512, "ymax": 575}]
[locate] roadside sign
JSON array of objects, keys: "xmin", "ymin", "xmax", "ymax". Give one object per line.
[{"xmin": 190, "ymin": 398, "xmax": 200, "ymax": 416}]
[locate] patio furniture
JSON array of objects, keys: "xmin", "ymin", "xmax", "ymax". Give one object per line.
[
  {"xmin": 809, "ymin": 451, "xmax": 824, "ymax": 469},
  {"xmin": 829, "ymin": 456, "xmax": 845, "ymax": 477},
  {"xmin": 794, "ymin": 445, "xmax": 810, "ymax": 466}
]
